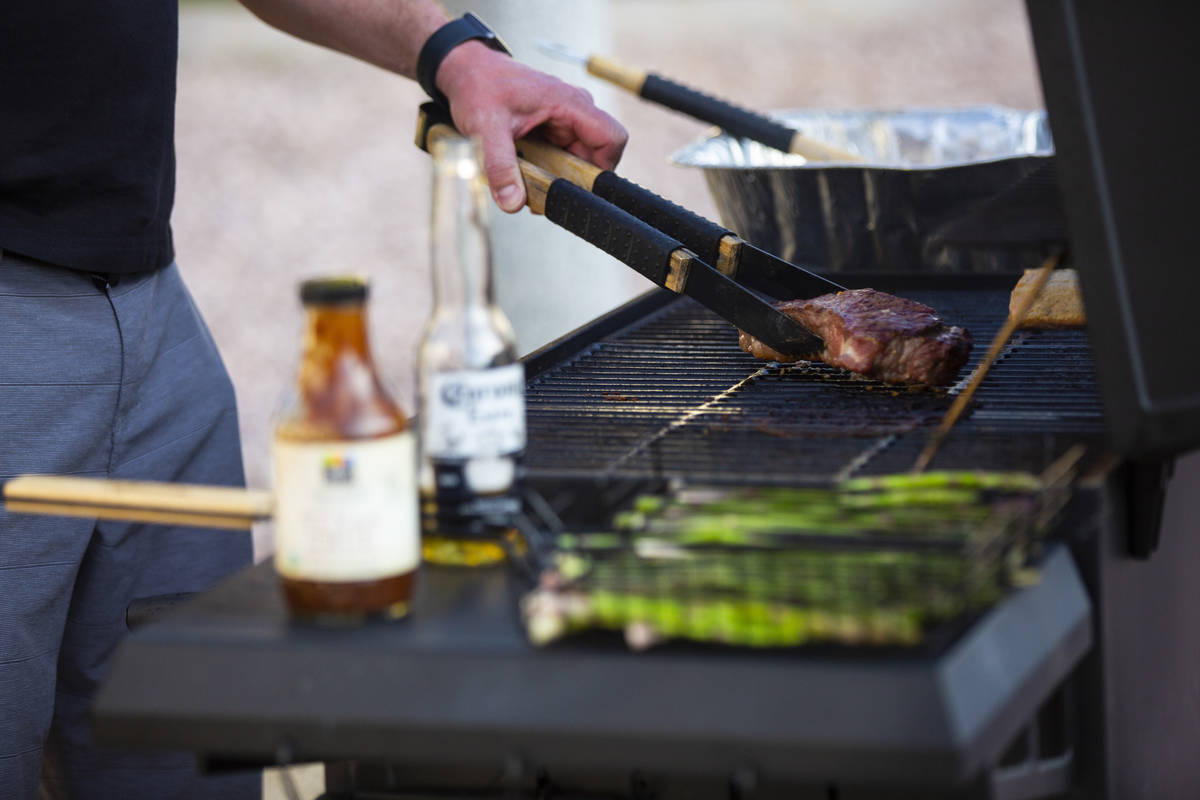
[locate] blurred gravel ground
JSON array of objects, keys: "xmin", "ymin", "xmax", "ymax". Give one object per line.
[{"xmin": 174, "ymin": 3, "xmax": 1041, "ymax": 795}]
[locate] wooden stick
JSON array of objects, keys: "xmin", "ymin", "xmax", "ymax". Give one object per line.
[
  {"xmin": 2, "ymin": 475, "xmax": 272, "ymax": 529},
  {"xmin": 585, "ymin": 54, "xmax": 648, "ymax": 94},
  {"xmin": 515, "ymin": 137, "xmax": 602, "ymax": 191},
  {"xmin": 788, "ymin": 131, "xmax": 863, "ymax": 163},
  {"xmin": 4, "ymin": 500, "xmax": 260, "ymax": 530},
  {"xmin": 911, "ymin": 252, "xmax": 1063, "ymax": 474}
]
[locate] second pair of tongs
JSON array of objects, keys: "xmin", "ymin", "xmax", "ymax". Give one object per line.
[{"xmin": 415, "ymin": 104, "xmax": 843, "ymax": 357}]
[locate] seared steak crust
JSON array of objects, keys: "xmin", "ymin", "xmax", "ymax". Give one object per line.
[{"xmin": 739, "ymin": 288, "xmax": 972, "ymax": 386}]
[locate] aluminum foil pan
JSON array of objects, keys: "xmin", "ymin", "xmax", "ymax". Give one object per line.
[{"xmin": 669, "ymin": 106, "xmax": 1057, "ymax": 273}]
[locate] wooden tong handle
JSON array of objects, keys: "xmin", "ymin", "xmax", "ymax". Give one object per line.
[
  {"xmin": 420, "ymin": 110, "xmax": 698, "ymax": 294},
  {"xmin": 421, "ymin": 102, "xmax": 731, "ymax": 270},
  {"xmin": 514, "ymin": 137, "xmax": 603, "ymax": 191},
  {"xmin": 584, "ymin": 54, "xmax": 648, "ymax": 95},
  {"xmin": 2, "ymin": 475, "xmax": 273, "ymax": 530}
]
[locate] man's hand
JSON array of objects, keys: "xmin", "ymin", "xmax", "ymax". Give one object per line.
[
  {"xmin": 436, "ymin": 41, "xmax": 627, "ymax": 212},
  {"xmin": 237, "ymin": 0, "xmax": 627, "ymax": 213}
]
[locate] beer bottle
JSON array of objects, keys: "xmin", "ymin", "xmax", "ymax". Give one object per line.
[
  {"xmin": 418, "ymin": 135, "xmax": 525, "ymax": 566},
  {"xmin": 273, "ymin": 277, "xmax": 419, "ymax": 620}
]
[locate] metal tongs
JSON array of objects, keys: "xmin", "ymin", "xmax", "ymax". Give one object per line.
[
  {"xmin": 416, "ymin": 103, "xmax": 844, "ymax": 357},
  {"xmin": 536, "ymin": 41, "xmax": 863, "ymax": 163}
]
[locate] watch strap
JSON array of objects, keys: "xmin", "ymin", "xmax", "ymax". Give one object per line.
[{"xmin": 416, "ymin": 12, "xmax": 512, "ymax": 108}]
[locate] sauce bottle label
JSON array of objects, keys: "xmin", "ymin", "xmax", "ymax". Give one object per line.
[
  {"xmin": 423, "ymin": 364, "xmax": 526, "ymax": 460},
  {"xmin": 273, "ymin": 432, "xmax": 418, "ymax": 581}
]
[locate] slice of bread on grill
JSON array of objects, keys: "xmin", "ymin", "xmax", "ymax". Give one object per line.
[{"xmin": 1010, "ymin": 268, "xmax": 1086, "ymax": 328}]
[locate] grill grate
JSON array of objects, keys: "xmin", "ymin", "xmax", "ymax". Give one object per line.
[{"xmin": 525, "ymin": 287, "xmax": 1106, "ymax": 484}]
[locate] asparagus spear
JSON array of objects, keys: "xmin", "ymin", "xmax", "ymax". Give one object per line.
[
  {"xmin": 523, "ymin": 588, "xmax": 931, "ymax": 649},
  {"xmin": 525, "ymin": 470, "xmax": 1048, "ymax": 649},
  {"xmin": 839, "ymin": 470, "xmax": 1043, "ymax": 493}
]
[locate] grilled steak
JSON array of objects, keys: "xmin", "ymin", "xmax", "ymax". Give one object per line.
[{"xmin": 739, "ymin": 288, "xmax": 972, "ymax": 386}]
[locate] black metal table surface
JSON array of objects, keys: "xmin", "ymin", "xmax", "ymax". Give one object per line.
[
  {"xmin": 93, "ymin": 278, "xmax": 1108, "ymax": 798},
  {"xmin": 93, "ymin": 546, "xmax": 1091, "ymax": 798}
]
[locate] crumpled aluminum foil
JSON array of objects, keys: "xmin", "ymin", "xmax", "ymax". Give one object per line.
[{"xmin": 669, "ymin": 106, "xmax": 1056, "ymax": 273}]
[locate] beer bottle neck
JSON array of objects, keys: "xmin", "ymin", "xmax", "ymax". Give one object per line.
[{"xmin": 430, "ymin": 139, "xmax": 494, "ymax": 311}]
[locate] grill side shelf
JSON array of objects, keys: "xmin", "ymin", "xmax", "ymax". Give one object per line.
[{"xmin": 91, "ymin": 544, "xmax": 1093, "ymax": 792}]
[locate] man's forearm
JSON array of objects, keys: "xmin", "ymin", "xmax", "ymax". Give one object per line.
[
  {"xmin": 234, "ymin": 0, "xmax": 628, "ymax": 212},
  {"xmin": 237, "ymin": 0, "xmax": 450, "ymax": 79}
]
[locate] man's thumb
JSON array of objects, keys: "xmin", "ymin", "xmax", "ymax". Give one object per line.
[{"xmin": 480, "ymin": 139, "xmax": 526, "ymax": 213}]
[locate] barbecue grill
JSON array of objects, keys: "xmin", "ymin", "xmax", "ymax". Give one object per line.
[
  {"xmin": 91, "ymin": 273, "xmax": 1191, "ymax": 799},
  {"xmin": 91, "ymin": 2, "xmax": 1200, "ymax": 798}
]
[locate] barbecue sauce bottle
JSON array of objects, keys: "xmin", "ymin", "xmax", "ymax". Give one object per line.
[
  {"xmin": 418, "ymin": 135, "xmax": 525, "ymax": 566},
  {"xmin": 273, "ymin": 277, "xmax": 419, "ymax": 620}
]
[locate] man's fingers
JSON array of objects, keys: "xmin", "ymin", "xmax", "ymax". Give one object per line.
[
  {"xmin": 558, "ymin": 98, "xmax": 627, "ymax": 170},
  {"xmin": 565, "ymin": 140, "xmax": 597, "ymax": 165},
  {"xmin": 587, "ymin": 138, "xmax": 626, "ymax": 171},
  {"xmin": 540, "ymin": 106, "xmax": 628, "ymax": 171},
  {"xmin": 442, "ymin": 60, "xmax": 626, "ymax": 211},
  {"xmin": 476, "ymin": 126, "xmax": 527, "ymax": 213}
]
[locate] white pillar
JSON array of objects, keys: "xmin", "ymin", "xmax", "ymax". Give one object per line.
[{"xmin": 440, "ymin": 0, "xmax": 653, "ymax": 356}]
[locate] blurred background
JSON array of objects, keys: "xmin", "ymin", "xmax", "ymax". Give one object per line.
[
  {"xmin": 176, "ymin": 1, "xmax": 1042, "ymax": 541},
  {"xmin": 174, "ymin": 1, "xmax": 1042, "ymax": 795}
]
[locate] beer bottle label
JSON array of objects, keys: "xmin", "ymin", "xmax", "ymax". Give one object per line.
[
  {"xmin": 423, "ymin": 364, "xmax": 525, "ymax": 491},
  {"xmin": 273, "ymin": 432, "xmax": 419, "ymax": 582}
]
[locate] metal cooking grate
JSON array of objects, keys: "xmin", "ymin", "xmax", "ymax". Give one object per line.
[{"xmin": 524, "ymin": 288, "xmax": 1106, "ymax": 484}]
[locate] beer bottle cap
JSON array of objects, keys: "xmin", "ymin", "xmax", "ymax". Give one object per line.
[{"xmin": 300, "ymin": 277, "xmax": 368, "ymax": 305}]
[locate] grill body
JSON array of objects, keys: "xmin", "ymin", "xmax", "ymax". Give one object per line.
[{"xmin": 90, "ymin": 278, "xmax": 1200, "ymax": 798}]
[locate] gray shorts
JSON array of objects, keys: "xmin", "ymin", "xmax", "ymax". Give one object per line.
[{"xmin": 0, "ymin": 252, "xmax": 258, "ymax": 798}]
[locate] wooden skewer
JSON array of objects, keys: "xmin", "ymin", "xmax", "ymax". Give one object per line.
[
  {"xmin": 2, "ymin": 475, "xmax": 273, "ymax": 529},
  {"xmin": 911, "ymin": 252, "xmax": 1064, "ymax": 474},
  {"xmin": 3, "ymin": 501, "xmax": 262, "ymax": 530}
]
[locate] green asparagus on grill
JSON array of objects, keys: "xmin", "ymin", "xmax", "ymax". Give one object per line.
[{"xmin": 523, "ymin": 470, "xmax": 1056, "ymax": 650}]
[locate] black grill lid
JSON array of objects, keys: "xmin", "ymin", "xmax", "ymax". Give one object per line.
[{"xmin": 1027, "ymin": 0, "xmax": 1200, "ymax": 457}]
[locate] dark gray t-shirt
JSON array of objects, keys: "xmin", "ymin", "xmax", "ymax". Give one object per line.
[{"xmin": 0, "ymin": 1, "xmax": 177, "ymax": 273}]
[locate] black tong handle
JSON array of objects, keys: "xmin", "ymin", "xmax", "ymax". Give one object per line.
[
  {"xmin": 544, "ymin": 179, "xmax": 681, "ymax": 285},
  {"xmin": 640, "ymin": 73, "xmax": 796, "ymax": 153},
  {"xmin": 515, "ymin": 135, "xmax": 732, "ymax": 268},
  {"xmin": 542, "ymin": 179, "xmax": 822, "ymax": 357},
  {"xmin": 591, "ymin": 171, "xmax": 731, "ymax": 268},
  {"xmin": 515, "ymin": 133, "xmax": 846, "ymax": 299}
]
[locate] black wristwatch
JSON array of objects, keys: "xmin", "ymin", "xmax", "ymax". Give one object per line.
[{"xmin": 416, "ymin": 12, "xmax": 512, "ymax": 109}]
